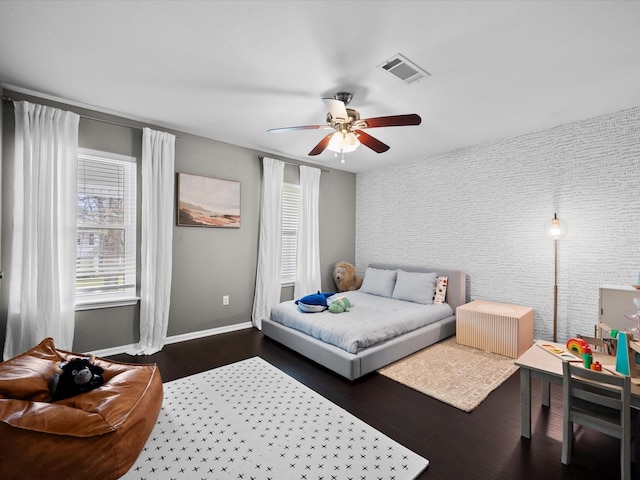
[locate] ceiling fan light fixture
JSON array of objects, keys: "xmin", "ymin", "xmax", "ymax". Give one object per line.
[
  {"xmin": 327, "ymin": 131, "xmax": 360, "ymax": 153},
  {"xmin": 269, "ymin": 92, "xmax": 419, "ymax": 157}
]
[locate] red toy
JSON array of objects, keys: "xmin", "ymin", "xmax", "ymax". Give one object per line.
[{"xmin": 566, "ymin": 337, "xmax": 592, "ymax": 357}]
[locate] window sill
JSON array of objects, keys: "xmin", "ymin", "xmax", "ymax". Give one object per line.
[{"xmin": 75, "ymin": 296, "xmax": 140, "ymax": 311}]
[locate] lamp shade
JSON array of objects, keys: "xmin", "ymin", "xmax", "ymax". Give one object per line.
[
  {"xmin": 327, "ymin": 131, "xmax": 360, "ymax": 153},
  {"xmin": 545, "ymin": 213, "xmax": 567, "ymax": 239}
]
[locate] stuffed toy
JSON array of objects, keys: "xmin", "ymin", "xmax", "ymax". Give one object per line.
[
  {"xmin": 51, "ymin": 355, "xmax": 105, "ymax": 401},
  {"xmin": 295, "ymin": 291, "xmax": 335, "ymax": 313},
  {"xmin": 329, "ymin": 296, "xmax": 351, "ymax": 313},
  {"xmin": 333, "ymin": 262, "xmax": 363, "ymax": 292}
]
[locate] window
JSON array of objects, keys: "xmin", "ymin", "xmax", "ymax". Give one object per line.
[
  {"xmin": 76, "ymin": 148, "xmax": 137, "ymax": 309},
  {"xmin": 281, "ymin": 183, "xmax": 299, "ymax": 285}
]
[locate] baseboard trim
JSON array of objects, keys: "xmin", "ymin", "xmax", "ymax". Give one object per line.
[{"xmin": 90, "ymin": 322, "xmax": 253, "ymax": 357}]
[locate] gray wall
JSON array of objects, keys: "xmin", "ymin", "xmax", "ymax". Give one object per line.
[
  {"xmin": 356, "ymin": 106, "xmax": 640, "ymax": 343},
  {"xmin": 0, "ymin": 90, "xmax": 356, "ymax": 355},
  {"xmin": 0, "ymin": 86, "xmax": 3, "ymax": 329}
]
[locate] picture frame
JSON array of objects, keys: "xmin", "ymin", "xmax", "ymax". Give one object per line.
[{"xmin": 177, "ymin": 172, "xmax": 241, "ymax": 228}]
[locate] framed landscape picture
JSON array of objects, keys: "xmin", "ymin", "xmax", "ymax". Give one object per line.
[{"xmin": 177, "ymin": 173, "xmax": 241, "ymax": 228}]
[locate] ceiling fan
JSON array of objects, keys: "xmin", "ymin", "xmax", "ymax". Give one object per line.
[{"xmin": 267, "ymin": 92, "xmax": 422, "ymax": 157}]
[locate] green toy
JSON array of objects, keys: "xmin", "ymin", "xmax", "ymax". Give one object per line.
[{"xmin": 329, "ymin": 296, "xmax": 351, "ymax": 313}]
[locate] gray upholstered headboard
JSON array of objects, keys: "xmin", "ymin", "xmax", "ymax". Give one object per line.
[{"xmin": 368, "ymin": 263, "xmax": 467, "ymax": 312}]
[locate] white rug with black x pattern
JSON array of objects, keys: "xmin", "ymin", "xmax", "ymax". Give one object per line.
[{"xmin": 122, "ymin": 356, "xmax": 428, "ymax": 480}]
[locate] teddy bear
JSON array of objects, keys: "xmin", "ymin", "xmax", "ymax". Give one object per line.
[
  {"xmin": 333, "ymin": 261, "xmax": 363, "ymax": 292},
  {"xmin": 329, "ymin": 296, "xmax": 351, "ymax": 313},
  {"xmin": 51, "ymin": 355, "xmax": 105, "ymax": 401}
]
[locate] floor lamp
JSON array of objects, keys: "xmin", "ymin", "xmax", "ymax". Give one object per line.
[{"xmin": 546, "ymin": 213, "xmax": 567, "ymax": 342}]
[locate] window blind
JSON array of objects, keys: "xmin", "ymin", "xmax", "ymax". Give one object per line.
[
  {"xmin": 281, "ymin": 183, "xmax": 299, "ymax": 283},
  {"xmin": 76, "ymin": 149, "xmax": 137, "ymax": 302}
]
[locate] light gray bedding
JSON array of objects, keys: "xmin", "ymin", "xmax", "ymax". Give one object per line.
[
  {"xmin": 269, "ymin": 291, "xmax": 453, "ymax": 354},
  {"xmin": 263, "ymin": 264, "xmax": 466, "ymax": 380}
]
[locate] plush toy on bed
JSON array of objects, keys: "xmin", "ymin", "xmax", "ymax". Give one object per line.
[
  {"xmin": 329, "ymin": 296, "xmax": 351, "ymax": 313},
  {"xmin": 295, "ymin": 291, "xmax": 335, "ymax": 313},
  {"xmin": 51, "ymin": 355, "xmax": 105, "ymax": 401},
  {"xmin": 333, "ymin": 262, "xmax": 363, "ymax": 292}
]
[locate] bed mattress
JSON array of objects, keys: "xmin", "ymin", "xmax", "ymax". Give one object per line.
[{"xmin": 269, "ymin": 291, "xmax": 453, "ymax": 354}]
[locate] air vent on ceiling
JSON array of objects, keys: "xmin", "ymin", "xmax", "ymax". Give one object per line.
[{"xmin": 377, "ymin": 53, "xmax": 430, "ymax": 85}]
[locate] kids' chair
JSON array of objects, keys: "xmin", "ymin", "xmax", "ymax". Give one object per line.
[{"xmin": 562, "ymin": 360, "xmax": 632, "ymax": 480}]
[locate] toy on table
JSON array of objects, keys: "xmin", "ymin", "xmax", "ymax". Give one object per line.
[
  {"xmin": 565, "ymin": 338, "xmax": 598, "ymax": 369},
  {"xmin": 537, "ymin": 342, "xmax": 582, "ymax": 362},
  {"xmin": 615, "ymin": 331, "xmax": 636, "ymax": 377},
  {"xmin": 566, "ymin": 338, "xmax": 592, "ymax": 356}
]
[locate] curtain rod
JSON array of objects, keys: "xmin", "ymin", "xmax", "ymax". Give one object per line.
[
  {"xmin": 2, "ymin": 95, "xmax": 179, "ymax": 138},
  {"xmin": 258, "ymin": 156, "xmax": 330, "ymax": 173}
]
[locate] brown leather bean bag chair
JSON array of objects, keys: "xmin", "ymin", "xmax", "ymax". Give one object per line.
[{"xmin": 0, "ymin": 337, "xmax": 163, "ymax": 480}]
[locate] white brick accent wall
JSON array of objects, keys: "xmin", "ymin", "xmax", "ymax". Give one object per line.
[{"xmin": 356, "ymin": 107, "xmax": 640, "ymax": 342}]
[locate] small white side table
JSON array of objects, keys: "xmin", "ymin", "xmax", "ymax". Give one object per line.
[{"xmin": 456, "ymin": 300, "xmax": 534, "ymax": 358}]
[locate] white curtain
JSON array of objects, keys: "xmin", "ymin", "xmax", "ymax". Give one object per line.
[
  {"xmin": 128, "ymin": 128, "xmax": 175, "ymax": 355},
  {"xmin": 294, "ymin": 165, "xmax": 322, "ymax": 298},
  {"xmin": 252, "ymin": 157, "xmax": 284, "ymax": 330},
  {"xmin": 4, "ymin": 101, "xmax": 79, "ymax": 360}
]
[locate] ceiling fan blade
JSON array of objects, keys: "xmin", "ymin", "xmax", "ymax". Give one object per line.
[
  {"xmin": 322, "ymin": 98, "xmax": 349, "ymax": 123},
  {"xmin": 359, "ymin": 114, "xmax": 422, "ymax": 129},
  {"xmin": 308, "ymin": 133, "xmax": 334, "ymax": 156},
  {"xmin": 355, "ymin": 130, "xmax": 390, "ymax": 153},
  {"xmin": 267, "ymin": 125, "xmax": 329, "ymax": 134}
]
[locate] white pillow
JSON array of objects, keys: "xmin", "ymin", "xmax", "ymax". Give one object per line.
[
  {"xmin": 359, "ymin": 267, "xmax": 397, "ymax": 297},
  {"xmin": 392, "ymin": 270, "xmax": 437, "ymax": 304}
]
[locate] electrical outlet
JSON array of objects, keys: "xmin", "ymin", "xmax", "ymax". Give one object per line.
[{"xmin": 223, "ymin": 295, "xmax": 229, "ymax": 306}]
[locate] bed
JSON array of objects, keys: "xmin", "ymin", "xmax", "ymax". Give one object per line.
[{"xmin": 262, "ymin": 263, "xmax": 467, "ymax": 380}]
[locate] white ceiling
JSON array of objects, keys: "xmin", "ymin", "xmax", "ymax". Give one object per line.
[{"xmin": 1, "ymin": 1, "xmax": 639, "ymax": 173}]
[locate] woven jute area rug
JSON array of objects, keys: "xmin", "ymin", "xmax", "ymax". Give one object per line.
[
  {"xmin": 378, "ymin": 336, "xmax": 519, "ymax": 412},
  {"xmin": 122, "ymin": 356, "xmax": 428, "ymax": 480}
]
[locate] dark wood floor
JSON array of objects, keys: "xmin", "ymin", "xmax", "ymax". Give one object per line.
[{"xmin": 109, "ymin": 328, "xmax": 633, "ymax": 480}]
